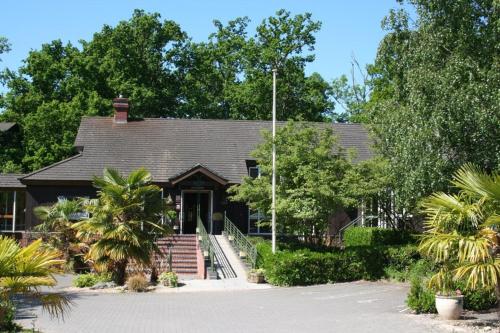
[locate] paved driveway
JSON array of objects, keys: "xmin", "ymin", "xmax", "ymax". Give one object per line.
[{"xmin": 16, "ymin": 281, "xmax": 450, "ymax": 333}]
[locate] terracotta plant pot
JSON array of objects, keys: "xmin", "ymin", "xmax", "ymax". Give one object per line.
[{"xmin": 435, "ymin": 295, "xmax": 463, "ymax": 320}]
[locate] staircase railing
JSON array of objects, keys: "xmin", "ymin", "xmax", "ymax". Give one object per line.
[
  {"xmin": 337, "ymin": 215, "xmax": 378, "ymax": 243},
  {"xmin": 196, "ymin": 217, "xmax": 215, "ymax": 273},
  {"xmin": 223, "ymin": 214, "xmax": 258, "ymax": 268}
]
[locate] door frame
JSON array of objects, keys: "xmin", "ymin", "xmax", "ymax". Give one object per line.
[{"xmin": 180, "ymin": 190, "xmax": 213, "ymax": 234}]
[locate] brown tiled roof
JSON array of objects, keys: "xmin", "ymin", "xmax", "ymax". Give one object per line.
[
  {"xmin": 0, "ymin": 122, "xmax": 17, "ymax": 132},
  {"xmin": 0, "ymin": 174, "xmax": 26, "ymax": 188},
  {"xmin": 22, "ymin": 117, "xmax": 374, "ymax": 184}
]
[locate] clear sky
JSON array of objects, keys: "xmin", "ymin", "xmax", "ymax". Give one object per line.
[{"xmin": 0, "ymin": 0, "xmax": 407, "ymax": 83}]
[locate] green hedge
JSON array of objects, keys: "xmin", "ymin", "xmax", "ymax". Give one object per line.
[
  {"xmin": 256, "ymin": 242, "xmax": 421, "ymax": 286},
  {"xmin": 343, "ymin": 227, "xmax": 414, "ymax": 247}
]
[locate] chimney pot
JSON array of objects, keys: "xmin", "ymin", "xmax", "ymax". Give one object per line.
[{"xmin": 113, "ymin": 97, "xmax": 129, "ymax": 123}]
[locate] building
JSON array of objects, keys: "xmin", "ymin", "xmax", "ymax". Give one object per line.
[{"xmin": 0, "ymin": 98, "xmax": 373, "ymax": 238}]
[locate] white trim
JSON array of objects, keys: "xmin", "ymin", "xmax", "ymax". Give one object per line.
[{"xmin": 180, "ymin": 190, "xmax": 213, "ymax": 234}]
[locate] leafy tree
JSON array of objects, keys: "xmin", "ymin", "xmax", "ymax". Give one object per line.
[
  {"xmin": 239, "ymin": 10, "xmax": 331, "ymax": 121},
  {"xmin": 1, "ymin": 10, "xmax": 334, "ymax": 172},
  {"xmin": 367, "ymin": 0, "xmax": 500, "ymax": 217},
  {"xmin": 330, "ymin": 57, "xmax": 370, "ymax": 123},
  {"xmin": 72, "ymin": 168, "xmax": 170, "ymax": 285},
  {"xmin": 0, "ymin": 36, "xmax": 10, "ymax": 62},
  {"xmin": 80, "ymin": 9, "xmax": 186, "ymax": 118},
  {"xmin": 0, "ymin": 236, "xmax": 70, "ymax": 326},
  {"xmin": 229, "ymin": 122, "xmax": 379, "ymax": 242},
  {"xmin": 419, "ymin": 164, "xmax": 500, "ymax": 298},
  {"xmin": 34, "ymin": 199, "xmax": 86, "ymax": 270},
  {"xmin": 178, "ymin": 10, "xmax": 333, "ymax": 121}
]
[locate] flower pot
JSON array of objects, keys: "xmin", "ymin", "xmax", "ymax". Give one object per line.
[
  {"xmin": 239, "ymin": 251, "xmax": 247, "ymax": 258},
  {"xmin": 435, "ymin": 295, "xmax": 463, "ymax": 320}
]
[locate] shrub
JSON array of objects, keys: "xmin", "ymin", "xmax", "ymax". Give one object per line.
[
  {"xmin": 126, "ymin": 274, "xmax": 149, "ymax": 292},
  {"xmin": 0, "ymin": 300, "xmax": 21, "ymax": 332},
  {"xmin": 454, "ymin": 281, "xmax": 497, "ymax": 311},
  {"xmin": 407, "ymin": 278, "xmax": 436, "ymax": 313},
  {"xmin": 158, "ymin": 271, "xmax": 178, "ymax": 287},
  {"xmin": 260, "ymin": 246, "xmax": 388, "ymax": 286},
  {"xmin": 73, "ymin": 272, "xmax": 113, "ymax": 288},
  {"xmin": 344, "ymin": 227, "xmax": 414, "ymax": 247},
  {"xmin": 383, "ymin": 245, "xmax": 422, "ymax": 281}
]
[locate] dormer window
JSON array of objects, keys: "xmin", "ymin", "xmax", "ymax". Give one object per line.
[{"xmin": 248, "ymin": 166, "xmax": 260, "ymax": 178}]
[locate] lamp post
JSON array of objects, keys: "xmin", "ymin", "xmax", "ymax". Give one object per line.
[{"xmin": 271, "ymin": 68, "xmax": 277, "ymax": 254}]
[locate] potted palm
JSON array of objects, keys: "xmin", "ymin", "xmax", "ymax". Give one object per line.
[{"xmin": 419, "ymin": 164, "xmax": 500, "ymax": 320}]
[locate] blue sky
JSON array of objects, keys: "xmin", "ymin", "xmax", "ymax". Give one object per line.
[{"xmin": 0, "ymin": 1, "xmax": 407, "ymax": 83}]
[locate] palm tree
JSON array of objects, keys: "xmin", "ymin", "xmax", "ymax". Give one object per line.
[
  {"xmin": 0, "ymin": 236, "xmax": 70, "ymax": 325},
  {"xmin": 72, "ymin": 168, "xmax": 170, "ymax": 285},
  {"xmin": 34, "ymin": 199, "xmax": 85, "ymax": 268},
  {"xmin": 419, "ymin": 164, "xmax": 500, "ymax": 297}
]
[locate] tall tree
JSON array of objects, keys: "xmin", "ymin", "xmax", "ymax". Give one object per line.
[
  {"xmin": 368, "ymin": 0, "xmax": 500, "ymax": 214},
  {"xmin": 240, "ymin": 10, "xmax": 332, "ymax": 121},
  {"xmin": 228, "ymin": 122, "xmax": 384, "ymax": 241},
  {"xmin": 0, "ymin": 9, "xmax": 334, "ymax": 172}
]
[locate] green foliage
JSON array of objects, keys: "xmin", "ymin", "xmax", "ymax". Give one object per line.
[
  {"xmin": 126, "ymin": 274, "xmax": 149, "ymax": 292},
  {"xmin": 256, "ymin": 242, "xmax": 420, "ymax": 286},
  {"xmin": 0, "ymin": 236, "xmax": 70, "ymax": 319},
  {"xmin": 0, "ymin": 300, "xmax": 21, "ymax": 332},
  {"xmin": 73, "ymin": 168, "xmax": 171, "ymax": 285},
  {"xmin": 419, "ymin": 165, "xmax": 500, "ymax": 294},
  {"xmin": 34, "ymin": 198, "xmax": 85, "ymax": 270},
  {"xmin": 158, "ymin": 271, "xmax": 178, "ymax": 287},
  {"xmin": 406, "ymin": 267, "xmax": 498, "ymax": 313},
  {"xmin": 407, "ymin": 278, "xmax": 437, "ymax": 314},
  {"xmin": 230, "ymin": 122, "xmax": 385, "ymax": 242},
  {"xmin": 0, "ymin": 10, "xmax": 333, "ymax": 172},
  {"xmin": 343, "ymin": 227, "xmax": 414, "ymax": 247},
  {"xmin": 329, "ymin": 58, "xmax": 370, "ymax": 123},
  {"xmin": 0, "ymin": 36, "xmax": 11, "ymax": 60},
  {"xmin": 73, "ymin": 272, "xmax": 112, "ymax": 288},
  {"xmin": 455, "ymin": 281, "xmax": 497, "ymax": 311},
  {"xmin": 367, "ymin": 0, "xmax": 500, "ymax": 213}
]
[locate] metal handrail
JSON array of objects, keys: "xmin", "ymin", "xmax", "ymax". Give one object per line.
[
  {"xmin": 337, "ymin": 215, "xmax": 378, "ymax": 242},
  {"xmin": 196, "ymin": 217, "xmax": 215, "ymax": 272},
  {"xmin": 223, "ymin": 214, "xmax": 258, "ymax": 268}
]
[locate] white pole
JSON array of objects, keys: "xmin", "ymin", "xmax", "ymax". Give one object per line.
[
  {"xmin": 12, "ymin": 191, "xmax": 17, "ymax": 232},
  {"xmin": 271, "ymin": 68, "xmax": 277, "ymax": 254}
]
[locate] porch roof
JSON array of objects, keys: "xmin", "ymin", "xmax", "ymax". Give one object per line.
[{"xmin": 170, "ymin": 164, "xmax": 228, "ymax": 186}]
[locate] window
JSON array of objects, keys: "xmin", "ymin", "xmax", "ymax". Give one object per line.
[
  {"xmin": 248, "ymin": 166, "xmax": 260, "ymax": 178},
  {"xmin": 0, "ymin": 190, "xmax": 25, "ymax": 232},
  {"xmin": 248, "ymin": 210, "xmax": 271, "ymax": 234}
]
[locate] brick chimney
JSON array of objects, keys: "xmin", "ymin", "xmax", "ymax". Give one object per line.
[{"xmin": 113, "ymin": 96, "xmax": 129, "ymax": 124}]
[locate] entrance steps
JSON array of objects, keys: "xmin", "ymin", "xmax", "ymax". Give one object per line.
[
  {"xmin": 155, "ymin": 235, "xmax": 198, "ymax": 276},
  {"xmin": 153, "ymin": 234, "xmax": 248, "ymax": 280}
]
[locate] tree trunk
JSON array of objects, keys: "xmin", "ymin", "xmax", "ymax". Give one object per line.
[{"xmin": 113, "ymin": 260, "xmax": 128, "ymax": 286}]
